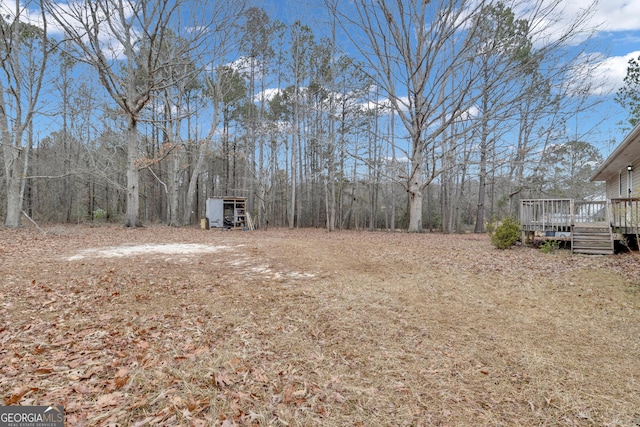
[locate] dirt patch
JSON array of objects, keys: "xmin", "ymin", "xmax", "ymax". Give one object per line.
[
  {"xmin": 67, "ymin": 244, "xmax": 231, "ymax": 260},
  {"xmin": 1, "ymin": 225, "xmax": 639, "ymax": 426}
]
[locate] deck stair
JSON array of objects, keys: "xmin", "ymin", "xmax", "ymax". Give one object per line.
[{"xmin": 571, "ymin": 223, "xmax": 614, "ymax": 255}]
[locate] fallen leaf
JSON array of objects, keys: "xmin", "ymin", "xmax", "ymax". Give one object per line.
[
  {"xmin": 96, "ymin": 392, "xmax": 123, "ymax": 408},
  {"xmin": 115, "ymin": 375, "xmax": 129, "ymax": 389},
  {"xmin": 329, "ymin": 392, "xmax": 346, "ymax": 404},
  {"xmin": 73, "ymin": 385, "xmax": 93, "ymax": 394},
  {"xmin": 214, "ymin": 371, "xmax": 233, "ymax": 388},
  {"xmin": 170, "ymin": 395, "xmax": 185, "ymax": 407},
  {"xmin": 115, "ymin": 367, "xmax": 130, "ymax": 380},
  {"xmin": 5, "ymin": 385, "xmax": 29, "ymax": 405}
]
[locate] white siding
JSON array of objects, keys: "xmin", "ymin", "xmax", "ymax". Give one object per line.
[
  {"xmin": 607, "ymin": 173, "xmax": 620, "ymax": 199},
  {"xmin": 633, "ymin": 164, "xmax": 640, "ymax": 197}
]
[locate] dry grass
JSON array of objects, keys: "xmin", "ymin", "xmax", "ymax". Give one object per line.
[{"xmin": 1, "ymin": 225, "xmax": 639, "ymax": 426}]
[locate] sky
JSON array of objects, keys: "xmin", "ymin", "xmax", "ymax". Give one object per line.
[
  {"xmin": 566, "ymin": 0, "xmax": 640, "ymax": 156},
  {"xmin": 272, "ymin": 0, "xmax": 640, "ymax": 159},
  {"xmin": 2, "ymin": 0, "xmax": 639, "ymax": 159}
]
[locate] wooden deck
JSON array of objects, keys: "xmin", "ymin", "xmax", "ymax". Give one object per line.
[
  {"xmin": 571, "ymin": 222, "xmax": 614, "ymax": 255},
  {"xmin": 610, "ymin": 198, "xmax": 640, "ymax": 234},
  {"xmin": 519, "ymin": 199, "xmax": 640, "ymax": 254}
]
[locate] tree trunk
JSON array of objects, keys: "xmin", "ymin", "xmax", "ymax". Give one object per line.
[
  {"xmin": 168, "ymin": 150, "xmax": 180, "ymax": 226},
  {"xmin": 125, "ymin": 116, "xmax": 140, "ymax": 227},
  {"xmin": 475, "ymin": 187, "xmax": 486, "ymax": 233},
  {"xmin": 257, "ymin": 134, "xmax": 265, "ymax": 229},
  {"xmin": 407, "ymin": 159, "xmax": 423, "ymax": 232},
  {"xmin": 1, "ymin": 103, "xmax": 25, "ymax": 228},
  {"xmin": 0, "ymin": 3, "xmax": 47, "ymax": 228},
  {"xmin": 474, "ymin": 144, "xmax": 487, "ymax": 233},
  {"xmin": 326, "ymin": 143, "xmax": 336, "ymax": 231},
  {"xmin": 183, "ymin": 141, "xmax": 207, "ymax": 225},
  {"xmin": 474, "ymin": 79, "xmax": 490, "ymax": 234},
  {"xmin": 408, "ymin": 183, "xmax": 423, "ymax": 233},
  {"xmin": 5, "ymin": 169, "xmax": 23, "ymax": 227},
  {"xmin": 289, "ymin": 130, "xmax": 297, "ymax": 228}
]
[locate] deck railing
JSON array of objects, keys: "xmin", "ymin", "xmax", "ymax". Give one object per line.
[
  {"xmin": 574, "ymin": 200, "xmax": 607, "ymax": 223},
  {"xmin": 520, "ymin": 199, "xmax": 573, "ymax": 232},
  {"xmin": 520, "ymin": 199, "xmax": 607, "ymax": 232},
  {"xmin": 610, "ymin": 198, "xmax": 640, "ymax": 232}
]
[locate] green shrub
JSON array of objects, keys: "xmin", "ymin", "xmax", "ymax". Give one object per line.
[
  {"xmin": 485, "ymin": 221, "xmax": 496, "ymax": 236},
  {"xmin": 490, "ymin": 217, "xmax": 520, "ymax": 249},
  {"xmin": 93, "ymin": 208, "xmax": 107, "ymax": 221},
  {"xmin": 540, "ymin": 240, "xmax": 560, "ymax": 254}
]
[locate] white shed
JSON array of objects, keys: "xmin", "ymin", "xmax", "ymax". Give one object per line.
[{"xmin": 205, "ymin": 197, "xmax": 247, "ymax": 229}]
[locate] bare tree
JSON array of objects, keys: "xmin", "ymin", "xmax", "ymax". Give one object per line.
[
  {"xmin": 328, "ymin": 0, "xmax": 486, "ymax": 232},
  {"xmin": 329, "ymin": 0, "xmax": 599, "ymax": 232},
  {"xmin": 286, "ymin": 22, "xmax": 314, "ymax": 228},
  {"xmin": 182, "ymin": 1, "xmax": 246, "ymax": 225},
  {"xmin": 0, "ymin": 0, "xmax": 49, "ymax": 227},
  {"xmin": 470, "ymin": 2, "xmax": 533, "ymax": 233},
  {"xmin": 46, "ymin": 0, "xmax": 215, "ymax": 227},
  {"xmin": 238, "ymin": 7, "xmax": 281, "ymax": 229}
]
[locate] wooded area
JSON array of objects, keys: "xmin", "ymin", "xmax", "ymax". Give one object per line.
[{"xmin": 0, "ymin": 0, "xmax": 606, "ymax": 231}]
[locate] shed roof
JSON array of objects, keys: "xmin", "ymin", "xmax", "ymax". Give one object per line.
[{"xmin": 591, "ymin": 123, "xmax": 640, "ymax": 182}]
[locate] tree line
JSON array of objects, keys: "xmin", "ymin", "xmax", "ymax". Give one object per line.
[{"xmin": 0, "ymin": 0, "xmax": 606, "ymax": 232}]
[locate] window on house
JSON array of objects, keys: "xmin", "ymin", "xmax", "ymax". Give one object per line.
[{"xmin": 620, "ymin": 172, "xmax": 623, "ymax": 197}]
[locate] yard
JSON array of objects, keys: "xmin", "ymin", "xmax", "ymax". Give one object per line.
[{"xmin": 0, "ymin": 225, "xmax": 639, "ymax": 426}]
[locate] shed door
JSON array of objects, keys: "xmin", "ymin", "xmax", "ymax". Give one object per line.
[{"xmin": 206, "ymin": 198, "xmax": 224, "ymax": 227}]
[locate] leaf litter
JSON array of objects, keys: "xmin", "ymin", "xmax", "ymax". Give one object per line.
[{"xmin": 0, "ymin": 224, "xmax": 639, "ymax": 426}]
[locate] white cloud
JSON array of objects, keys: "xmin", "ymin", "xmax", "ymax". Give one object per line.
[
  {"xmin": 360, "ymin": 97, "xmax": 397, "ymax": 113},
  {"xmin": 589, "ymin": 0, "xmax": 640, "ymax": 32},
  {"xmin": 227, "ymin": 56, "xmax": 269, "ymax": 81},
  {"xmin": 593, "ymin": 51, "xmax": 640, "ymax": 93},
  {"xmin": 459, "ymin": 105, "xmax": 480, "ymax": 121},
  {"xmin": 13, "ymin": 0, "xmax": 136, "ymax": 61},
  {"xmin": 519, "ymin": 0, "xmax": 640, "ymax": 97},
  {"xmin": 356, "ymin": 96, "xmax": 413, "ymax": 116},
  {"xmin": 256, "ymin": 88, "xmax": 282, "ymax": 103},
  {"xmin": 576, "ymin": 50, "xmax": 640, "ymax": 96},
  {"xmin": 384, "ymin": 156, "xmax": 410, "ymax": 164},
  {"xmin": 0, "ymin": 0, "xmax": 47, "ymax": 30},
  {"xmin": 549, "ymin": 0, "xmax": 640, "ymax": 33},
  {"xmin": 513, "ymin": 0, "xmax": 640, "ymax": 48}
]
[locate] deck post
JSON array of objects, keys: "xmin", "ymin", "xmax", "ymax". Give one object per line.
[{"xmin": 570, "ymin": 199, "xmax": 575, "ymax": 226}]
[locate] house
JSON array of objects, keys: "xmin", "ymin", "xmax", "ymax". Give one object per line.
[
  {"xmin": 591, "ymin": 124, "xmax": 640, "ymax": 203},
  {"xmin": 520, "ymin": 123, "xmax": 640, "ymax": 255}
]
